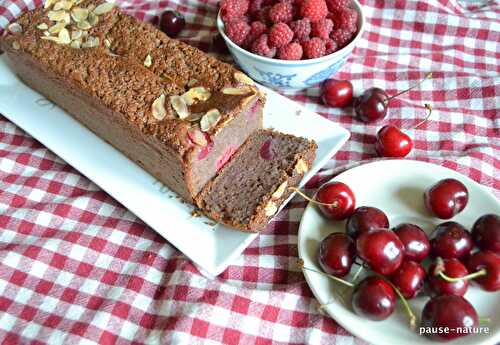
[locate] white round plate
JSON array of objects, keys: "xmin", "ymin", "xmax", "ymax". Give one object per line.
[{"xmin": 298, "ymin": 160, "xmax": 500, "ymax": 345}]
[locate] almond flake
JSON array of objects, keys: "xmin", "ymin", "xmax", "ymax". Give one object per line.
[
  {"xmin": 188, "ymin": 128, "xmax": 207, "ymax": 146},
  {"xmin": 87, "ymin": 12, "xmax": 98, "ymax": 26},
  {"xmin": 37, "ymin": 23, "xmax": 49, "ymax": 30},
  {"xmin": 264, "ymin": 200, "xmax": 278, "ymax": 217},
  {"xmin": 93, "ymin": 2, "xmax": 114, "ymax": 15},
  {"xmin": 272, "ymin": 181, "xmax": 288, "ymax": 199},
  {"xmin": 81, "ymin": 36, "xmax": 99, "ymax": 48},
  {"xmin": 58, "ymin": 28, "xmax": 71, "ymax": 44},
  {"xmin": 200, "ymin": 109, "xmax": 221, "ymax": 132},
  {"xmin": 71, "ymin": 7, "xmax": 89, "ymax": 22},
  {"xmin": 184, "ymin": 113, "xmax": 203, "ymax": 122},
  {"xmin": 144, "ymin": 54, "xmax": 152, "ymax": 68},
  {"xmin": 77, "ymin": 20, "xmax": 91, "ymax": 30},
  {"xmin": 222, "ymin": 86, "xmax": 252, "ymax": 95},
  {"xmin": 182, "ymin": 86, "xmax": 211, "ymax": 105},
  {"xmin": 86, "ymin": 4, "xmax": 95, "ymax": 11},
  {"xmin": 48, "ymin": 22, "xmax": 66, "ymax": 34},
  {"xmin": 48, "ymin": 10, "xmax": 67, "ymax": 22},
  {"xmin": 71, "ymin": 29, "xmax": 82, "ymax": 40},
  {"xmin": 12, "ymin": 41, "xmax": 20, "ymax": 50},
  {"xmin": 70, "ymin": 39, "xmax": 81, "ymax": 48},
  {"xmin": 44, "ymin": 0, "xmax": 57, "ymax": 9},
  {"xmin": 170, "ymin": 95, "xmax": 189, "ymax": 119},
  {"xmin": 53, "ymin": 0, "xmax": 73, "ymax": 11},
  {"xmin": 294, "ymin": 158, "xmax": 309, "ymax": 174},
  {"xmin": 104, "ymin": 38, "xmax": 111, "ymax": 48},
  {"xmin": 43, "ymin": 30, "xmax": 51, "ymax": 36},
  {"xmin": 8, "ymin": 23, "xmax": 22, "ymax": 33},
  {"xmin": 152, "ymin": 94, "xmax": 167, "ymax": 120},
  {"xmin": 234, "ymin": 71, "xmax": 254, "ymax": 86}
]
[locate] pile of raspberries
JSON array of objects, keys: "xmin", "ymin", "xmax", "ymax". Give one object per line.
[{"xmin": 220, "ymin": 0, "xmax": 359, "ymax": 60}]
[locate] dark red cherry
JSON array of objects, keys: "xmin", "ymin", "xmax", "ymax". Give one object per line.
[
  {"xmin": 420, "ymin": 295, "xmax": 478, "ymax": 341},
  {"xmin": 424, "ymin": 178, "xmax": 469, "ymax": 219},
  {"xmin": 356, "ymin": 228, "xmax": 405, "ymax": 275},
  {"xmin": 353, "ymin": 88, "xmax": 388, "ymax": 123},
  {"xmin": 471, "ymin": 214, "xmax": 500, "ymax": 254},
  {"xmin": 345, "ymin": 206, "xmax": 389, "ymax": 239},
  {"xmin": 159, "ymin": 10, "xmax": 186, "ymax": 37},
  {"xmin": 315, "ymin": 181, "xmax": 356, "ymax": 220},
  {"xmin": 466, "ymin": 251, "xmax": 500, "ymax": 291},
  {"xmin": 259, "ymin": 138, "xmax": 276, "ymax": 160},
  {"xmin": 352, "ymin": 276, "xmax": 396, "ymax": 321},
  {"xmin": 390, "ymin": 260, "xmax": 426, "ymax": 299},
  {"xmin": 428, "ymin": 258, "xmax": 469, "ymax": 297},
  {"xmin": 393, "ymin": 223, "xmax": 430, "ymax": 262},
  {"xmin": 430, "ymin": 221, "xmax": 473, "ymax": 260},
  {"xmin": 321, "ymin": 79, "xmax": 353, "ymax": 108},
  {"xmin": 318, "ymin": 232, "xmax": 356, "ymax": 277},
  {"xmin": 375, "ymin": 125, "xmax": 413, "ymax": 158}
]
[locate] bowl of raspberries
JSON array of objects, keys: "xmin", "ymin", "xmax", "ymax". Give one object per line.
[{"xmin": 217, "ymin": 0, "xmax": 364, "ymax": 90}]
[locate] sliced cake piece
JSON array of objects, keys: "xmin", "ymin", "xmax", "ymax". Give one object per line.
[{"xmin": 196, "ymin": 130, "xmax": 317, "ymax": 232}]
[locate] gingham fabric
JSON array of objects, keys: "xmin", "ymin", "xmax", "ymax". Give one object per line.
[{"xmin": 0, "ymin": 0, "xmax": 499, "ymax": 344}]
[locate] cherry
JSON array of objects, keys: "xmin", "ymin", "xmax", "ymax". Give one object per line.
[
  {"xmin": 420, "ymin": 295, "xmax": 478, "ymax": 341},
  {"xmin": 314, "ymin": 181, "xmax": 356, "ymax": 220},
  {"xmin": 318, "ymin": 232, "xmax": 356, "ymax": 277},
  {"xmin": 466, "ymin": 251, "xmax": 500, "ymax": 291},
  {"xmin": 393, "ymin": 223, "xmax": 430, "ymax": 262},
  {"xmin": 430, "ymin": 221, "xmax": 473, "ymax": 260},
  {"xmin": 351, "ymin": 276, "xmax": 396, "ymax": 321},
  {"xmin": 375, "ymin": 125, "xmax": 412, "ymax": 158},
  {"xmin": 321, "ymin": 79, "xmax": 353, "ymax": 108},
  {"xmin": 356, "ymin": 228, "xmax": 405, "ymax": 275},
  {"xmin": 428, "ymin": 258, "xmax": 469, "ymax": 297},
  {"xmin": 160, "ymin": 10, "xmax": 185, "ymax": 37},
  {"xmin": 471, "ymin": 214, "xmax": 500, "ymax": 254},
  {"xmin": 345, "ymin": 206, "xmax": 389, "ymax": 239},
  {"xmin": 390, "ymin": 261, "xmax": 426, "ymax": 299},
  {"xmin": 424, "ymin": 178, "xmax": 469, "ymax": 219},
  {"xmin": 353, "ymin": 73, "xmax": 432, "ymax": 123}
]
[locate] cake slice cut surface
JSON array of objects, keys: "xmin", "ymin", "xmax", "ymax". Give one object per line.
[{"xmin": 196, "ymin": 129, "xmax": 317, "ymax": 232}]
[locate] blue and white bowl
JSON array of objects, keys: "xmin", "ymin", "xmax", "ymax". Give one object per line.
[{"xmin": 217, "ymin": 0, "xmax": 365, "ymax": 90}]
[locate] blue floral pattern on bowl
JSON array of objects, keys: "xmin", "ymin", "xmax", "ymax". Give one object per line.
[
  {"xmin": 254, "ymin": 67, "xmax": 297, "ymax": 88},
  {"xmin": 303, "ymin": 57, "xmax": 348, "ymax": 86}
]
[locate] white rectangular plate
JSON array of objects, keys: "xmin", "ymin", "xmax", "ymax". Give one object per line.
[{"xmin": 0, "ymin": 55, "xmax": 349, "ymax": 276}]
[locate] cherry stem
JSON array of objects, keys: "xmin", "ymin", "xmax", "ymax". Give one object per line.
[
  {"xmin": 437, "ymin": 268, "xmax": 487, "ymax": 282},
  {"xmin": 412, "ymin": 104, "xmax": 433, "ymax": 130},
  {"xmin": 290, "ymin": 187, "xmax": 339, "ymax": 208},
  {"xmin": 385, "ymin": 73, "xmax": 433, "ymax": 102},
  {"xmin": 350, "ymin": 264, "xmax": 364, "ymax": 283},
  {"xmin": 297, "ymin": 259, "xmax": 354, "ymax": 288},
  {"xmin": 385, "ymin": 279, "xmax": 417, "ymax": 330}
]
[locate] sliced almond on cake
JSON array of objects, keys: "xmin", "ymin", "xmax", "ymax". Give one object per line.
[
  {"xmin": 152, "ymin": 94, "xmax": 167, "ymax": 120},
  {"xmin": 93, "ymin": 2, "xmax": 114, "ymax": 15},
  {"xmin": 294, "ymin": 158, "xmax": 309, "ymax": 174},
  {"xmin": 272, "ymin": 181, "xmax": 288, "ymax": 199},
  {"xmin": 7, "ymin": 23, "xmax": 22, "ymax": 33},
  {"xmin": 234, "ymin": 71, "xmax": 254, "ymax": 86},
  {"xmin": 264, "ymin": 200, "xmax": 278, "ymax": 216},
  {"xmin": 170, "ymin": 95, "xmax": 189, "ymax": 119},
  {"xmin": 200, "ymin": 109, "xmax": 221, "ymax": 132},
  {"xmin": 221, "ymin": 86, "xmax": 252, "ymax": 95}
]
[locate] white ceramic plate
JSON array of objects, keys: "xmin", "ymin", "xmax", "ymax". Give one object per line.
[
  {"xmin": 0, "ymin": 55, "xmax": 350, "ymax": 277},
  {"xmin": 298, "ymin": 160, "xmax": 500, "ymax": 345}
]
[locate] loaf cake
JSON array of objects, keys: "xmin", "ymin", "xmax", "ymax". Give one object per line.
[
  {"xmin": 196, "ymin": 130, "xmax": 317, "ymax": 232},
  {"xmin": 1, "ymin": 0, "xmax": 318, "ymax": 232},
  {"xmin": 0, "ymin": 0, "xmax": 264, "ymax": 202}
]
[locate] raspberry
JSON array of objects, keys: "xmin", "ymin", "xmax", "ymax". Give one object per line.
[
  {"xmin": 324, "ymin": 38, "xmax": 337, "ymax": 54},
  {"xmin": 302, "ymin": 37, "xmax": 326, "ymax": 58},
  {"xmin": 269, "ymin": 2, "xmax": 294, "ymax": 23},
  {"xmin": 225, "ymin": 19, "xmax": 251, "ymax": 46},
  {"xmin": 268, "ymin": 22, "xmax": 293, "ymax": 48},
  {"xmin": 220, "ymin": 0, "xmax": 250, "ymax": 22},
  {"xmin": 249, "ymin": 0, "xmax": 264, "ymax": 16},
  {"xmin": 311, "ymin": 18, "xmax": 333, "ymax": 39},
  {"xmin": 251, "ymin": 34, "xmax": 277, "ymax": 57},
  {"xmin": 277, "ymin": 42, "xmax": 303, "ymax": 60},
  {"xmin": 300, "ymin": 0, "xmax": 328, "ymax": 22},
  {"xmin": 255, "ymin": 5, "xmax": 272, "ymax": 25},
  {"xmin": 334, "ymin": 7, "xmax": 358, "ymax": 34},
  {"xmin": 330, "ymin": 28, "xmax": 353, "ymax": 48},
  {"xmin": 244, "ymin": 21, "xmax": 268, "ymax": 47},
  {"xmin": 325, "ymin": 0, "xmax": 349, "ymax": 11},
  {"xmin": 290, "ymin": 18, "xmax": 311, "ymax": 42}
]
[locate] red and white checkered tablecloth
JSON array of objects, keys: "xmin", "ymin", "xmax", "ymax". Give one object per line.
[{"xmin": 0, "ymin": 0, "xmax": 499, "ymax": 343}]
